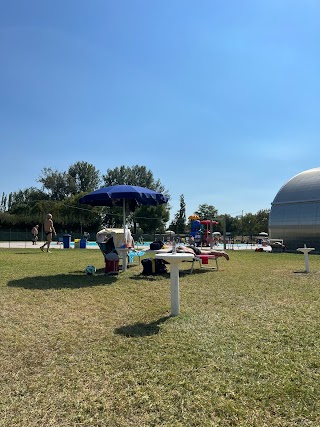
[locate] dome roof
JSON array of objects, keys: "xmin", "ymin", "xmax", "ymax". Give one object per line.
[{"xmin": 272, "ymin": 168, "xmax": 320, "ymax": 205}]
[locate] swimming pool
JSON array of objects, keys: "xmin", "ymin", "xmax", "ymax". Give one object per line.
[
  {"xmin": 53, "ymin": 241, "xmax": 151, "ymax": 248},
  {"xmin": 54, "ymin": 241, "xmax": 266, "ymax": 251}
]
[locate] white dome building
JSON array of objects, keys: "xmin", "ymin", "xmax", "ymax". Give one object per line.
[{"xmin": 269, "ymin": 168, "xmax": 320, "ymax": 252}]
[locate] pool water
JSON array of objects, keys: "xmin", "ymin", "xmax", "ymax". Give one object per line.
[{"xmin": 55, "ymin": 241, "xmax": 265, "ymax": 251}]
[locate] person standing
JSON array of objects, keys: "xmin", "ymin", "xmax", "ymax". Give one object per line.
[
  {"xmin": 31, "ymin": 224, "xmax": 39, "ymax": 245},
  {"xmin": 40, "ymin": 214, "xmax": 56, "ymax": 253}
]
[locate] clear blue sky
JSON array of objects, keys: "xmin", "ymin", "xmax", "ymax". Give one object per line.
[{"xmin": 1, "ymin": 0, "xmax": 319, "ymax": 222}]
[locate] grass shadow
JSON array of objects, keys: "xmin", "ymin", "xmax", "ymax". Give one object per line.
[
  {"xmin": 114, "ymin": 315, "xmax": 171, "ymax": 337},
  {"xmin": 129, "ymin": 272, "xmax": 170, "ymax": 281},
  {"xmin": 129, "ymin": 268, "xmax": 211, "ymax": 280},
  {"xmin": 15, "ymin": 251, "xmax": 47, "ymax": 255},
  {"xmin": 8, "ymin": 270, "xmax": 118, "ymax": 289},
  {"xmin": 179, "ymin": 268, "xmax": 212, "ymax": 275}
]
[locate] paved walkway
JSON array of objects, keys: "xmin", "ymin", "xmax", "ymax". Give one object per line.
[
  {"xmin": 0, "ymin": 241, "xmax": 97, "ymax": 249},
  {"xmin": 0, "ymin": 242, "xmax": 149, "ymax": 251},
  {"xmin": 0, "ymin": 241, "xmax": 271, "ymax": 252}
]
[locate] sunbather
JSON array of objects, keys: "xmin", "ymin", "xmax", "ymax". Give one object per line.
[{"xmin": 176, "ymin": 245, "xmax": 229, "ymax": 260}]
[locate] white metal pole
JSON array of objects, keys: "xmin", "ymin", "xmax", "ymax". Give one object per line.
[
  {"xmin": 170, "ymin": 264, "xmax": 180, "ymax": 316},
  {"xmin": 223, "ymin": 214, "xmax": 227, "ymax": 250},
  {"xmin": 123, "ymin": 199, "xmax": 126, "ymax": 235},
  {"xmin": 304, "ymin": 244, "xmax": 310, "ymax": 273}
]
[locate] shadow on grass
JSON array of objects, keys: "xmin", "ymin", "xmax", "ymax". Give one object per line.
[
  {"xmin": 129, "ymin": 268, "xmax": 209, "ymax": 281},
  {"xmin": 114, "ymin": 315, "xmax": 171, "ymax": 337},
  {"xmin": 8, "ymin": 269, "xmax": 118, "ymax": 289},
  {"xmin": 170, "ymin": 268, "xmax": 212, "ymax": 277},
  {"xmin": 14, "ymin": 251, "xmax": 48, "ymax": 255},
  {"xmin": 129, "ymin": 273, "xmax": 170, "ymax": 281}
]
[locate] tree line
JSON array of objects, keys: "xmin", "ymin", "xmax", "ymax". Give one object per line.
[
  {"xmin": 169, "ymin": 195, "xmax": 270, "ymax": 241},
  {"xmin": 0, "ymin": 162, "xmax": 169, "ymax": 235},
  {"xmin": 0, "ymin": 162, "xmax": 269, "ymax": 238}
]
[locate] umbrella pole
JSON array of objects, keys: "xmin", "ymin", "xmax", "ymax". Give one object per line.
[
  {"xmin": 121, "ymin": 199, "xmax": 128, "ymax": 272},
  {"xmin": 123, "ymin": 199, "xmax": 126, "ymax": 235}
]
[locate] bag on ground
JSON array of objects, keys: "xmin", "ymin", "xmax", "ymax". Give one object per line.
[{"xmin": 141, "ymin": 258, "xmax": 167, "ymax": 275}]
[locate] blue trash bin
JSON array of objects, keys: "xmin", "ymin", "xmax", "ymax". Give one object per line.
[
  {"xmin": 63, "ymin": 234, "xmax": 71, "ymax": 249},
  {"xmin": 80, "ymin": 238, "xmax": 87, "ymax": 249}
]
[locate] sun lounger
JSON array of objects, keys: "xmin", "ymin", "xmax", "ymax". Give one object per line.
[
  {"xmin": 189, "ymin": 254, "xmax": 219, "ymax": 273},
  {"xmin": 97, "ymin": 241, "xmax": 120, "ymax": 274}
]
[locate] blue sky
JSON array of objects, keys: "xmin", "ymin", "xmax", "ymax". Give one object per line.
[{"xmin": 1, "ymin": 0, "xmax": 319, "ymax": 222}]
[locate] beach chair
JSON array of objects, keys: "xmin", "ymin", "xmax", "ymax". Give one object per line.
[
  {"xmin": 96, "ymin": 240, "xmax": 120, "ymax": 275},
  {"xmin": 96, "ymin": 227, "xmax": 138, "ymax": 273},
  {"xmin": 189, "ymin": 254, "xmax": 219, "ymax": 274},
  {"xmin": 128, "ymin": 249, "xmax": 146, "ymax": 265}
]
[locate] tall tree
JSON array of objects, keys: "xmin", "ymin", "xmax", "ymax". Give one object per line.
[
  {"xmin": 223, "ymin": 214, "xmax": 240, "ymax": 236},
  {"xmin": 0, "ymin": 192, "xmax": 7, "ymax": 212},
  {"xmin": 103, "ymin": 165, "xmax": 166, "ymax": 192},
  {"xmin": 102, "ymin": 165, "xmax": 170, "ymax": 233},
  {"xmin": 134, "ymin": 204, "xmax": 169, "ymax": 234},
  {"xmin": 5, "ymin": 188, "xmax": 50, "ymax": 229},
  {"xmin": 68, "ymin": 161, "xmax": 101, "ymax": 194},
  {"xmin": 241, "ymin": 212, "xmax": 257, "ymax": 240},
  {"xmin": 9, "ymin": 188, "xmax": 48, "ymax": 215},
  {"xmin": 7, "ymin": 193, "xmax": 12, "ymax": 210},
  {"xmin": 194, "ymin": 204, "xmax": 218, "ymax": 220},
  {"xmin": 169, "ymin": 194, "xmax": 186, "ymax": 233},
  {"xmin": 38, "ymin": 162, "xmax": 101, "ymax": 200},
  {"xmin": 38, "ymin": 168, "xmax": 72, "ymax": 200},
  {"xmin": 255, "ymin": 209, "xmax": 270, "ymax": 233}
]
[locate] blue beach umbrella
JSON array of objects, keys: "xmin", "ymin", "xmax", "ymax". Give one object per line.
[
  {"xmin": 79, "ymin": 184, "xmax": 168, "ymax": 240},
  {"xmin": 79, "ymin": 185, "xmax": 168, "ymax": 208},
  {"xmin": 79, "ymin": 185, "xmax": 168, "ymax": 271}
]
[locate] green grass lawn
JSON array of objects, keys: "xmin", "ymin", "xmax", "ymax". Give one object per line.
[{"xmin": 0, "ymin": 248, "xmax": 319, "ymax": 426}]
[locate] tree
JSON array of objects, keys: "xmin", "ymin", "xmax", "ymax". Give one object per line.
[
  {"xmin": 38, "ymin": 162, "xmax": 101, "ymax": 201},
  {"xmin": 0, "ymin": 188, "xmax": 47, "ymax": 230},
  {"xmin": 7, "ymin": 193, "xmax": 12, "ymax": 210},
  {"xmin": 134, "ymin": 204, "xmax": 169, "ymax": 234},
  {"xmin": 8, "ymin": 188, "xmax": 48, "ymax": 217},
  {"xmin": 68, "ymin": 161, "xmax": 101, "ymax": 194},
  {"xmin": 239, "ymin": 210, "xmax": 270, "ymax": 241},
  {"xmin": 38, "ymin": 168, "xmax": 72, "ymax": 201},
  {"xmin": 194, "ymin": 204, "xmax": 218, "ymax": 220},
  {"xmin": 255, "ymin": 209, "xmax": 270, "ymax": 233},
  {"xmin": 0, "ymin": 192, "xmax": 7, "ymax": 212},
  {"xmin": 241, "ymin": 213, "xmax": 257, "ymax": 241},
  {"xmin": 102, "ymin": 165, "xmax": 170, "ymax": 234},
  {"xmin": 223, "ymin": 214, "xmax": 240, "ymax": 237},
  {"xmin": 58, "ymin": 194, "xmax": 102, "ymax": 232},
  {"xmin": 169, "ymin": 194, "xmax": 186, "ymax": 234},
  {"xmin": 102, "ymin": 165, "xmax": 166, "ymax": 192}
]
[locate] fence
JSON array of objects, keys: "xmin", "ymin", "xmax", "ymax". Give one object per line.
[
  {"xmin": 0, "ymin": 230, "xmax": 187, "ymax": 244},
  {"xmin": 0, "ymin": 230, "xmax": 85, "ymax": 243}
]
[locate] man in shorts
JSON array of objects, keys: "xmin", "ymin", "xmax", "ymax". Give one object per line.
[
  {"xmin": 31, "ymin": 224, "xmax": 39, "ymax": 245},
  {"xmin": 40, "ymin": 213, "xmax": 56, "ymax": 253}
]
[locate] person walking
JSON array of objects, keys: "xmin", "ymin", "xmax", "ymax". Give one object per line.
[
  {"xmin": 31, "ymin": 224, "xmax": 39, "ymax": 245},
  {"xmin": 40, "ymin": 214, "xmax": 56, "ymax": 253}
]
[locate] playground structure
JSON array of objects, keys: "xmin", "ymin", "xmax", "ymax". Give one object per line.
[{"xmin": 189, "ymin": 216, "xmax": 219, "ymax": 246}]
